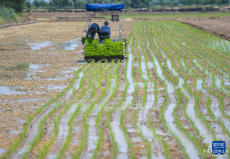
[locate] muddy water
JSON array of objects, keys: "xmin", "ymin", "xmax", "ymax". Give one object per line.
[
  {"xmin": 155, "ymin": 35, "xmax": 216, "ymax": 150},
  {"xmin": 82, "ymin": 78, "xmax": 117, "ymax": 158},
  {"xmin": 210, "ymin": 96, "xmax": 230, "ymax": 140},
  {"xmin": 138, "ymin": 39, "xmax": 164, "ymax": 158},
  {"xmin": 1, "ymin": 62, "xmax": 41, "ymax": 80},
  {"xmin": 193, "ymin": 59, "xmax": 230, "ymax": 94},
  {"xmin": 0, "ymin": 86, "xmax": 25, "ymax": 95},
  {"xmin": 145, "ymin": 35, "xmax": 200, "ymax": 158},
  {"xmin": 47, "ymin": 70, "xmax": 85, "ymax": 159},
  {"xmin": 29, "ymin": 41, "xmax": 52, "ymax": 50},
  {"xmin": 10, "ymin": 65, "xmax": 85, "ymax": 159},
  {"xmin": 59, "ymin": 38, "xmax": 81, "ymax": 50},
  {"xmin": 111, "ymin": 39, "xmax": 134, "ymax": 159}
]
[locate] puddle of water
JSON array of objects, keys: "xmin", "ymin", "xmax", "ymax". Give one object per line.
[
  {"xmin": 0, "ymin": 86, "xmax": 25, "ymax": 95},
  {"xmin": 59, "ymin": 38, "xmax": 81, "ymax": 50},
  {"xmin": 9, "ymin": 130, "xmax": 21, "ymax": 135},
  {"xmin": 29, "ymin": 41, "xmax": 52, "ymax": 50},
  {"xmin": 156, "ymin": 35, "xmax": 214, "ymax": 151},
  {"xmin": 1, "ymin": 62, "xmax": 41, "ymax": 80},
  {"xmin": 141, "ymin": 56, "xmax": 147, "ymax": 80},
  {"xmin": 3, "ymin": 62, "xmax": 40, "ymax": 71},
  {"xmin": 76, "ymin": 60, "xmax": 86, "ymax": 64},
  {"xmin": 196, "ymin": 79, "xmax": 203, "ymax": 90},
  {"xmin": 210, "ymin": 96, "xmax": 230, "ymax": 138},
  {"xmin": 180, "ymin": 59, "xmax": 186, "ymax": 68},
  {"xmin": 111, "ymin": 40, "xmax": 134, "ymax": 159},
  {"xmin": 0, "ymin": 148, "xmax": 6, "ymax": 155},
  {"xmin": 0, "ymin": 98, "xmax": 48, "ymax": 103},
  {"xmin": 146, "ymin": 35, "xmax": 200, "ymax": 158}
]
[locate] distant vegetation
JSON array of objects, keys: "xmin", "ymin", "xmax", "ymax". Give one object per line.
[
  {"xmin": 101, "ymin": 12, "xmax": 230, "ymax": 18},
  {"xmin": 23, "ymin": 0, "xmax": 229, "ymax": 10}
]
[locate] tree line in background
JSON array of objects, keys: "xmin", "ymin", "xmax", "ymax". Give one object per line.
[
  {"xmin": 0, "ymin": 0, "xmax": 229, "ymax": 13},
  {"xmin": 24, "ymin": 0, "xmax": 229, "ymax": 10}
]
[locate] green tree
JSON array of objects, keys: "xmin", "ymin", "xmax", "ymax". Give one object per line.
[
  {"xmin": 207, "ymin": 0, "xmax": 216, "ymax": 6},
  {"xmin": 69, "ymin": 0, "xmax": 74, "ymax": 7},
  {"xmin": 194, "ymin": 0, "xmax": 203, "ymax": 8},
  {"xmin": 1, "ymin": 0, "xmax": 25, "ymax": 12},
  {"xmin": 49, "ymin": 0, "xmax": 54, "ymax": 6},
  {"xmin": 24, "ymin": 0, "xmax": 32, "ymax": 9},
  {"xmin": 154, "ymin": 0, "xmax": 165, "ymax": 9},
  {"xmin": 40, "ymin": 0, "xmax": 48, "ymax": 8},
  {"xmin": 33, "ymin": 0, "xmax": 40, "ymax": 8},
  {"xmin": 87, "ymin": 0, "xmax": 94, "ymax": 3},
  {"xmin": 144, "ymin": 0, "xmax": 150, "ymax": 10},
  {"xmin": 179, "ymin": 0, "xmax": 187, "ymax": 7},
  {"xmin": 53, "ymin": 0, "xmax": 69, "ymax": 8},
  {"xmin": 102, "ymin": 0, "xmax": 110, "ymax": 3},
  {"xmin": 124, "ymin": 0, "xmax": 132, "ymax": 8},
  {"xmin": 76, "ymin": 0, "xmax": 82, "ymax": 8},
  {"xmin": 186, "ymin": 0, "xmax": 194, "ymax": 8}
]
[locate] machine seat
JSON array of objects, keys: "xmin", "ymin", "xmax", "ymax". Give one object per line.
[{"xmin": 98, "ymin": 31, "xmax": 110, "ymax": 41}]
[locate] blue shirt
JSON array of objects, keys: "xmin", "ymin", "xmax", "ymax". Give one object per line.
[
  {"xmin": 101, "ymin": 25, "xmax": 111, "ymax": 35},
  {"xmin": 86, "ymin": 23, "xmax": 100, "ymax": 39}
]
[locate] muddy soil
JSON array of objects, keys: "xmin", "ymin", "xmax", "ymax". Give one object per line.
[
  {"xmin": 179, "ymin": 17, "xmax": 230, "ymax": 41},
  {"xmin": 0, "ymin": 21, "xmax": 133, "ymax": 155}
]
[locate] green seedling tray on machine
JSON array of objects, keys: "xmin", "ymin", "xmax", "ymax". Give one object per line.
[{"xmin": 84, "ymin": 39, "xmax": 125, "ymax": 60}]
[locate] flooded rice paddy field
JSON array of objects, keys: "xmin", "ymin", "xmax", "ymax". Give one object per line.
[{"xmin": 0, "ymin": 20, "xmax": 230, "ymax": 159}]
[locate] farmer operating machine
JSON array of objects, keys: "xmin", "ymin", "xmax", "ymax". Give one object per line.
[{"xmin": 82, "ymin": 4, "xmax": 128, "ymax": 62}]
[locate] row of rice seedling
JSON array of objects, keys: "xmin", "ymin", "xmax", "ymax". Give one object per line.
[
  {"xmin": 72, "ymin": 61, "xmax": 117, "ymax": 158},
  {"xmin": 118, "ymin": 30, "xmax": 135, "ymax": 159},
  {"xmin": 4, "ymin": 63, "xmax": 88, "ymax": 159},
  {"xmin": 153, "ymin": 21, "xmax": 217, "ymax": 135},
  {"xmin": 157, "ymin": 21, "xmax": 229, "ymax": 99},
  {"xmin": 137, "ymin": 24, "xmax": 167, "ymax": 158},
  {"xmin": 169, "ymin": 22, "xmax": 230, "ymax": 78},
  {"xmin": 83, "ymin": 60, "xmax": 119, "ymax": 158},
  {"xmin": 149, "ymin": 21, "xmax": 219, "ymax": 151},
  {"xmin": 159, "ymin": 22, "xmax": 230, "ymax": 108},
  {"xmin": 176, "ymin": 22, "xmax": 230, "ymax": 62},
  {"xmin": 21, "ymin": 61, "xmax": 99, "ymax": 159},
  {"xmin": 29, "ymin": 61, "xmax": 103, "ymax": 158},
  {"xmin": 56, "ymin": 61, "xmax": 111, "ymax": 159},
  {"xmin": 108, "ymin": 30, "xmax": 134, "ymax": 158},
  {"xmin": 144, "ymin": 21, "xmax": 225, "ymax": 158},
  {"xmin": 143, "ymin": 26, "xmax": 191, "ymax": 158}
]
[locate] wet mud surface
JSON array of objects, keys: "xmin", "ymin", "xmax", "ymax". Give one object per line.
[
  {"xmin": 1, "ymin": 20, "xmax": 230, "ymax": 159},
  {"xmin": 179, "ymin": 17, "xmax": 230, "ymax": 41}
]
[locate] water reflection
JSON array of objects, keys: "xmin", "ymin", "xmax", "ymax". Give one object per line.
[
  {"xmin": 0, "ymin": 63, "xmax": 40, "ymax": 79},
  {"xmin": 59, "ymin": 38, "xmax": 81, "ymax": 50}
]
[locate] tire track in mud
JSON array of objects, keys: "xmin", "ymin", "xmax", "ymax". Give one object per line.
[
  {"xmin": 10, "ymin": 65, "xmax": 88, "ymax": 159},
  {"xmin": 145, "ymin": 34, "xmax": 200, "ymax": 158},
  {"xmin": 110, "ymin": 36, "xmax": 136, "ymax": 159}
]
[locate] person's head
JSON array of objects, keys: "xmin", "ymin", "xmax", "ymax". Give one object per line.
[
  {"xmin": 91, "ymin": 27, "xmax": 95, "ymax": 33},
  {"xmin": 104, "ymin": 21, "xmax": 109, "ymax": 26}
]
